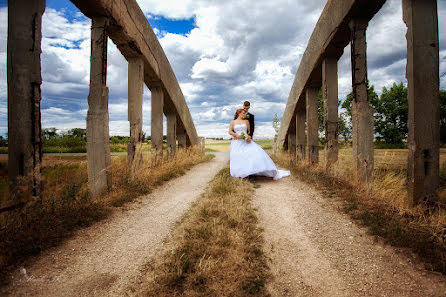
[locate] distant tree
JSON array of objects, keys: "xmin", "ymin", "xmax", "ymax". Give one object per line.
[
  {"xmin": 374, "ymin": 82, "xmax": 408, "ymax": 144},
  {"xmin": 341, "ymin": 83, "xmax": 379, "ymax": 121},
  {"xmin": 69, "ymin": 128, "xmax": 87, "ymax": 140},
  {"xmin": 0, "ymin": 135, "xmax": 6, "ymax": 147},
  {"xmin": 338, "ymin": 112, "xmax": 351, "ymax": 142},
  {"xmin": 110, "ymin": 136, "xmax": 130, "ymax": 144},
  {"xmin": 42, "ymin": 127, "xmax": 57, "ymax": 139}
]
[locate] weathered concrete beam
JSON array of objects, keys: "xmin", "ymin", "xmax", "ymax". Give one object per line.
[
  {"xmin": 350, "ymin": 18, "xmax": 374, "ymax": 183},
  {"xmin": 403, "ymin": 0, "xmax": 439, "ymax": 205},
  {"xmin": 277, "ymin": 0, "xmax": 386, "ymax": 148},
  {"xmin": 166, "ymin": 112, "xmax": 176, "ymax": 158},
  {"xmin": 7, "ymin": 0, "xmax": 45, "ymax": 204},
  {"xmin": 322, "ymin": 57, "xmax": 339, "ymax": 170},
  {"xmin": 127, "ymin": 57, "xmax": 144, "ymax": 178},
  {"xmin": 87, "ymin": 17, "xmax": 112, "ymax": 197},
  {"xmin": 151, "ymin": 87, "xmax": 164, "ymax": 164},
  {"xmin": 70, "ymin": 0, "xmax": 199, "ymax": 146},
  {"xmin": 296, "ymin": 104, "xmax": 306, "ymax": 163},
  {"xmin": 306, "ymin": 88, "xmax": 319, "ymax": 165}
]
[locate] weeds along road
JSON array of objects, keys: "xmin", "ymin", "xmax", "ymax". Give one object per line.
[
  {"xmin": 253, "ymin": 175, "xmax": 446, "ymax": 297},
  {"xmin": 1, "ymin": 153, "xmax": 229, "ymax": 297}
]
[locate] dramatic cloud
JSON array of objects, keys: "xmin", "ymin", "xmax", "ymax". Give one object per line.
[{"xmin": 1, "ymin": 0, "xmax": 445, "ymax": 138}]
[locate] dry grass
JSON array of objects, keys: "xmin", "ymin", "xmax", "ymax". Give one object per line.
[
  {"xmin": 204, "ymin": 139, "xmax": 273, "ymax": 153},
  {"xmin": 138, "ymin": 168, "xmax": 270, "ymax": 297},
  {"xmin": 0, "ymin": 147, "xmax": 212, "ymax": 284},
  {"xmin": 273, "ymin": 150, "xmax": 446, "ymax": 274}
]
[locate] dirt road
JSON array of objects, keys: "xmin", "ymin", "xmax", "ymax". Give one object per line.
[
  {"xmin": 3, "ymin": 152, "xmax": 446, "ymax": 296},
  {"xmin": 253, "ymin": 175, "xmax": 446, "ymax": 297},
  {"xmin": 1, "ymin": 153, "xmax": 229, "ymax": 297}
]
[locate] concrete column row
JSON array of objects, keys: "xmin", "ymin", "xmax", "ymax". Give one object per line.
[
  {"xmin": 6, "ymin": 3, "xmax": 193, "ymax": 202},
  {"xmin": 287, "ymin": 0, "xmax": 440, "ymax": 205}
]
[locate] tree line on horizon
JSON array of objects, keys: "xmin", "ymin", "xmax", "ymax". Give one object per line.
[{"xmin": 316, "ymin": 82, "xmax": 446, "ymax": 146}]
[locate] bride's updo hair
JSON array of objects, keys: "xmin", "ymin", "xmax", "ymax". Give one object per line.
[{"xmin": 234, "ymin": 108, "xmax": 245, "ymax": 120}]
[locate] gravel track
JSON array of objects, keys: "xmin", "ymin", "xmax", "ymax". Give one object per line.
[
  {"xmin": 1, "ymin": 153, "xmax": 229, "ymax": 297},
  {"xmin": 253, "ymin": 175, "xmax": 446, "ymax": 297},
  {"xmin": 3, "ymin": 153, "xmax": 446, "ymax": 296}
]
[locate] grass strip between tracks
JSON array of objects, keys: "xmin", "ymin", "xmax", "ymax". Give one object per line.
[{"xmin": 138, "ymin": 168, "xmax": 270, "ymax": 297}]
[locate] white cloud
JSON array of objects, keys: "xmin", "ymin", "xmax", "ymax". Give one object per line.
[
  {"xmin": 191, "ymin": 57, "xmax": 230, "ymax": 78},
  {"xmin": 1, "ymin": 0, "xmax": 445, "ymax": 139}
]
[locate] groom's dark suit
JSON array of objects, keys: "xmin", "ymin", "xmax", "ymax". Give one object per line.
[{"xmin": 245, "ymin": 112, "xmax": 255, "ymax": 138}]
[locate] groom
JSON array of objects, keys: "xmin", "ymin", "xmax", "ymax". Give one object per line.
[{"xmin": 243, "ymin": 101, "xmax": 255, "ymax": 138}]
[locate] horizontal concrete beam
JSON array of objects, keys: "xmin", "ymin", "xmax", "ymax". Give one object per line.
[
  {"xmin": 70, "ymin": 0, "xmax": 199, "ymax": 145},
  {"xmin": 277, "ymin": 0, "xmax": 386, "ymax": 148}
]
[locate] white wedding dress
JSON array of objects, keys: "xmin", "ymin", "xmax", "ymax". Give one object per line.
[{"xmin": 230, "ymin": 123, "xmax": 290, "ymax": 180}]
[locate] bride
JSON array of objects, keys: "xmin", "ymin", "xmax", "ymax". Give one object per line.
[{"xmin": 228, "ymin": 108, "xmax": 290, "ymax": 180}]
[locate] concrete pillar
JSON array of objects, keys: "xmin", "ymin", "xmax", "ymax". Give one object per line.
[
  {"xmin": 151, "ymin": 87, "xmax": 164, "ymax": 164},
  {"xmin": 198, "ymin": 136, "xmax": 205, "ymax": 152},
  {"xmin": 403, "ymin": 0, "xmax": 439, "ymax": 205},
  {"xmin": 322, "ymin": 57, "xmax": 339, "ymax": 170},
  {"xmin": 127, "ymin": 58, "xmax": 144, "ymax": 178},
  {"xmin": 87, "ymin": 17, "xmax": 111, "ymax": 197},
  {"xmin": 296, "ymin": 107, "xmax": 306, "ymax": 163},
  {"xmin": 349, "ymin": 18, "xmax": 374, "ymax": 183},
  {"xmin": 288, "ymin": 118, "xmax": 296, "ymax": 163},
  {"xmin": 176, "ymin": 118, "xmax": 187, "ymax": 149},
  {"xmin": 7, "ymin": 0, "xmax": 45, "ymax": 203},
  {"xmin": 166, "ymin": 112, "xmax": 176, "ymax": 158},
  {"xmin": 306, "ymin": 88, "xmax": 319, "ymax": 165},
  {"xmin": 186, "ymin": 135, "xmax": 192, "ymax": 147}
]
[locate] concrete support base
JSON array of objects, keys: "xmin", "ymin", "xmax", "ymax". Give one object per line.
[
  {"xmin": 322, "ymin": 57, "xmax": 339, "ymax": 170},
  {"xmin": 127, "ymin": 58, "xmax": 144, "ymax": 178},
  {"xmin": 306, "ymin": 88, "xmax": 319, "ymax": 165},
  {"xmin": 350, "ymin": 18, "xmax": 374, "ymax": 183},
  {"xmin": 296, "ymin": 107, "xmax": 306, "ymax": 163},
  {"xmin": 166, "ymin": 112, "xmax": 176, "ymax": 158},
  {"xmin": 151, "ymin": 87, "xmax": 164, "ymax": 165},
  {"xmin": 87, "ymin": 17, "xmax": 111, "ymax": 198},
  {"xmin": 7, "ymin": 0, "xmax": 45, "ymax": 203},
  {"xmin": 403, "ymin": 0, "xmax": 439, "ymax": 205}
]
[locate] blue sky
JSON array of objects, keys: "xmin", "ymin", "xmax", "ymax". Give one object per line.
[{"xmin": 0, "ymin": 0, "xmax": 445, "ymax": 138}]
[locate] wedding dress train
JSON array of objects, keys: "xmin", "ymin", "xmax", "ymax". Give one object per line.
[{"xmin": 229, "ymin": 123, "xmax": 290, "ymax": 180}]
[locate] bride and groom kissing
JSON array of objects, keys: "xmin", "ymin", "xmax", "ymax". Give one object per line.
[{"xmin": 228, "ymin": 101, "xmax": 290, "ymax": 180}]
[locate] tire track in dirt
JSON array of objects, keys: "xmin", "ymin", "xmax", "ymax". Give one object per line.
[
  {"xmin": 253, "ymin": 175, "xmax": 446, "ymax": 297},
  {"xmin": 1, "ymin": 153, "xmax": 229, "ymax": 297}
]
